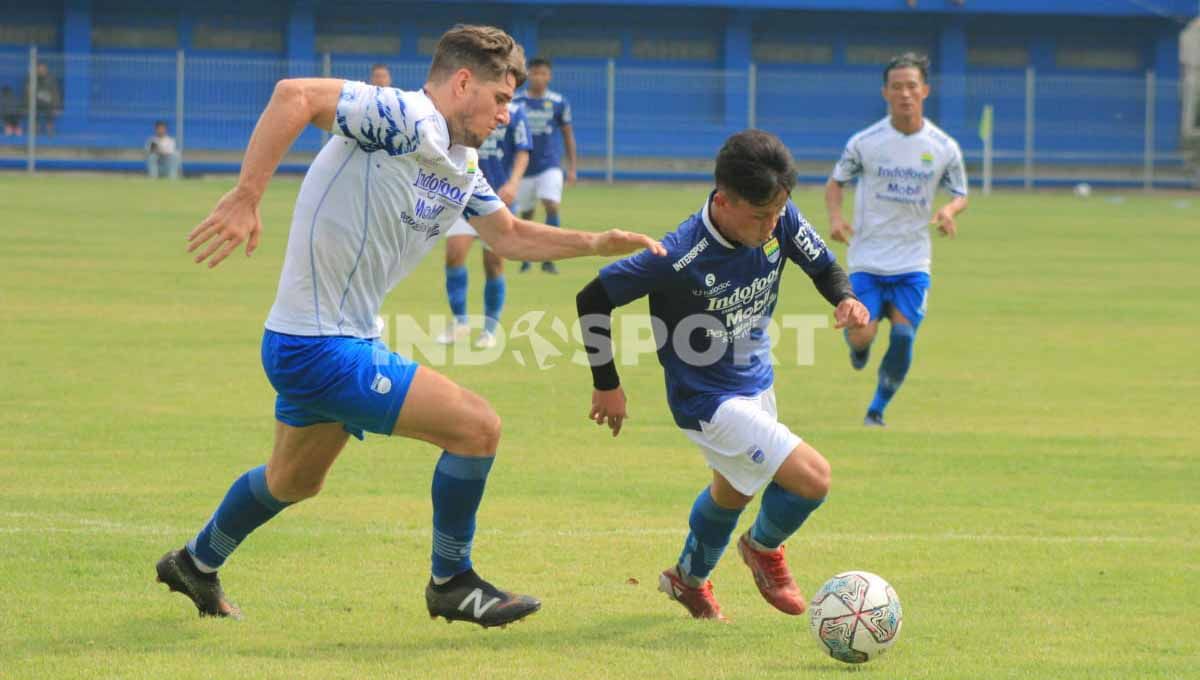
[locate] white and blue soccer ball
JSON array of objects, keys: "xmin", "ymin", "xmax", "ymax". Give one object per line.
[
  {"xmin": 1073, "ymin": 182, "xmax": 1093, "ymax": 197},
  {"xmin": 809, "ymin": 571, "xmax": 903, "ymax": 664}
]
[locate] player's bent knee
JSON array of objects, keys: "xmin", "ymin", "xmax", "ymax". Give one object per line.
[{"xmin": 266, "ymin": 464, "xmax": 326, "ymax": 502}]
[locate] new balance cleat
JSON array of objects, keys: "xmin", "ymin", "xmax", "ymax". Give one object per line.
[
  {"xmin": 425, "ymin": 569, "xmax": 540, "ymax": 628},
  {"xmin": 657, "ymin": 566, "xmax": 726, "ymax": 621},
  {"xmin": 863, "ymin": 411, "xmax": 886, "ymax": 427},
  {"xmin": 541, "ymin": 262, "xmax": 559, "ymax": 275},
  {"xmin": 155, "ymin": 548, "xmax": 242, "ymax": 619},
  {"xmin": 436, "ymin": 322, "xmax": 471, "ymax": 345},
  {"xmin": 736, "ymin": 533, "xmax": 806, "ymax": 615},
  {"xmin": 519, "ymin": 261, "xmax": 532, "ymax": 273},
  {"xmin": 474, "ymin": 331, "xmax": 497, "ymax": 349}
]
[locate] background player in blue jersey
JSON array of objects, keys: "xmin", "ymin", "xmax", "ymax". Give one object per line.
[
  {"xmin": 439, "ymin": 100, "xmax": 532, "ymax": 348},
  {"xmin": 514, "ymin": 57, "xmax": 577, "ymax": 274},
  {"xmin": 824, "ymin": 53, "xmax": 968, "ymax": 427},
  {"xmin": 158, "ymin": 25, "xmax": 664, "ymax": 629},
  {"xmin": 576, "ymin": 131, "xmax": 869, "ymax": 620}
]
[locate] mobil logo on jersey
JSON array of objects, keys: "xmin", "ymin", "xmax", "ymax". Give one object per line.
[
  {"xmin": 414, "ymin": 198, "xmax": 445, "ymax": 221},
  {"xmin": 414, "ymin": 168, "xmax": 467, "ymax": 207}
]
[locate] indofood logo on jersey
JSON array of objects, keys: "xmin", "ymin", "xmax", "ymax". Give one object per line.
[
  {"xmin": 414, "ymin": 168, "xmax": 467, "ymax": 207},
  {"xmin": 876, "ymin": 166, "xmax": 935, "ymax": 181},
  {"xmin": 706, "ymin": 268, "xmax": 779, "ymax": 311}
]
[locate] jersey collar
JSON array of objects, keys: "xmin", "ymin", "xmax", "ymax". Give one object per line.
[{"xmin": 701, "ymin": 192, "xmax": 737, "ymax": 250}]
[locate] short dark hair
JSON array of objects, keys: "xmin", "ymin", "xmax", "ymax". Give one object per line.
[
  {"xmin": 714, "ymin": 130, "xmax": 796, "ymax": 205},
  {"xmin": 154, "ymin": 120, "xmax": 167, "ymax": 128},
  {"xmin": 528, "ymin": 57, "xmax": 551, "ymax": 70},
  {"xmin": 370, "ymin": 63, "xmax": 389, "ymax": 72},
  {"xmin": 428, "ymin": 24, "xmax": 527, "ymax": 88},
  {"xmin": 884, "ymin": 52, "xmax": 930, "ymax": 84}
]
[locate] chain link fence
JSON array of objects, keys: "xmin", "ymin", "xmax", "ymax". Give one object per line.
[{"xmin": 0, "ymin": 47, "xmax": 1193, "ymax": 188}]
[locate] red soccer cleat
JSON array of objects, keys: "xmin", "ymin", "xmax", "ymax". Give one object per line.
[
  {"xmin": 737, "ymin": 533, "xmax": 806, "ymax": 615},
  {"xmin": 657, "ymin": 567, "xmax": 727, "ymax": 621}
]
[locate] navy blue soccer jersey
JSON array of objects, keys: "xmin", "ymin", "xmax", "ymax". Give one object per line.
[
  {"xmin": 598, "ymin": 194, "xmax": 836, "ymax": 430},
  {"xmin": 478, "ymin": 102, "xmax": 532, "ymax": 191},
  {"xmin": 513, "ymin": 90, "xmax": 572, "ymax": 175}
]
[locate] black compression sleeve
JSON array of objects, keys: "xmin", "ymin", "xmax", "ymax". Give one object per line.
[
  {"xmin": 575, "ymin": 277, "xmax": 621, "ymax": 390},
  {"xmin": 810, "ymin": 261, "xmax": 856, "ymax": 307}
]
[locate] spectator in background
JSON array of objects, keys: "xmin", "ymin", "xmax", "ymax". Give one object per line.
[
  {"xmin": 24, "ymin": 62, "xmax": 60, "ymax": 135},
  {"xmin": 1, "ymin": 85, "xmax": 22, "ymax": 136},
  {"xmin": 369, "ymin": 63, "xmax": 391, "ymax": 87},
  {"xmin": 146, "ymin": 120, "xmax": 180, "ymax": 179}
]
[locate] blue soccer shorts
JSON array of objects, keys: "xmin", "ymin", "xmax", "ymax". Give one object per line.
[
  {"xmin": 849, "ymin": 272, "xmax": 931, "ymax": 329},
  {"xmin": 261, "ymin": 329, "xmax": 419, "ymax": 440}
]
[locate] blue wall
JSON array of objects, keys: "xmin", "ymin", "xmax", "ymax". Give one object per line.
[{"xmin": 0, "ymin": 0, "xmax": 1192, "ymax": 166}]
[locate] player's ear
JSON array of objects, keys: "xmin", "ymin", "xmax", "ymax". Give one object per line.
[{"xmin": 453, "ymin": 68, "xmax": 472, "ymax": 97}]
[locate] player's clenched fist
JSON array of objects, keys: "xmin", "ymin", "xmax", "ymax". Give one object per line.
[
  {"xmin": 188, "ymin": 185, "xmax": 262, "ymax": 268},
  {"xmin": 590, "ymin": 387, "xmax": 627, "ymax": 437}
]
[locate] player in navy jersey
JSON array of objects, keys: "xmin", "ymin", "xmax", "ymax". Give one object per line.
[
  {"xmin": 576, "ymin": 131, "xmax": 869, "ymax": 620},
  {"xmin": 825, "ymin": 53, "xmax": 968, "ymax": 427},
  {"xmin": 438, "ymin": 101, "xmax": 532, "ymax": 348},
  {"xmin": 514, "ymin": 57, "xmax": 576, "ymax": 274}
]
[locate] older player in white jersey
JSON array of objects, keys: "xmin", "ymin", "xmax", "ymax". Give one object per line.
[
  {"xmin": 155, "ymin": 25, "xmax": 664, "ymax": 629},
  {"xmin": 824, "ymin": 52, "xmax": 968, "ymax": 427}
]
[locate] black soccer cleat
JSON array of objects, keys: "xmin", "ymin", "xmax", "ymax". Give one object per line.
[
  {"xmin": 863, "ymin": 410, "xmax": 886, "ymax": 427},
  {"xmin": 425, "ymin": 569, "xmax": 541, "ymax": 628},
  {"xmin": 540, "ymin": 262, "xmax": 559, "ymax": 275},
  {"xmin": 519, "ymin": 261, "xmax": 532, "ymax": 273},
  {"xmin": 155, "ymin": 548, "xmax": 243, "ymax": 620}
]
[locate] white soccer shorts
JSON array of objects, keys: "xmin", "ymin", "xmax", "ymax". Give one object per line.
[
  {"xmin": 446, "ymin": 217, "xmax": 493, "ymax": 251},
  {"xmin": 515, "ymin": 167, "xmax": 564, "ymax": 213},
  {"xmin": 683, "ymin": 388, "xmax": 802, "ymax": 496}
]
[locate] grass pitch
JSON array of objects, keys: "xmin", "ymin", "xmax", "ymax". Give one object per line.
[{"xmin": 0, "ymin": 174, "xmax": 1197, "ymax": 679}]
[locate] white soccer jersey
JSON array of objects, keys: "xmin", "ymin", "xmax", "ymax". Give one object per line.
[
  {"xmin": 830, "ymin": 118, "xmax": 967, "ymax": 276},
  {"xmin": 266, "ymin": 81, "xmax": 503, "ymax": 338}
]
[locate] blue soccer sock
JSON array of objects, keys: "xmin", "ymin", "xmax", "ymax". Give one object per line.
[
  {"xmin": 431, "ymin": 452, "xmax": 494, "ymax": 580},
  {"xmin": 187, "ymin": 465, "xmax": 292, "ymax": 571},
  {"xmin": 749, "ymin": 482, "xmax": 825, "ymax": 550},
  {"xmin": 868, "ymin": 323, "xmax": 916, "ymax": 415},
  {"xmin": 445, "ymin": 265, "xmax": 469, "ymax": 325},
  {"xmin": 677, "ymin": 487, "xmax": 743, "ymax": 585},
  {"xmin": 483, "ymin": 276, "xmax": 506, "ymax": 334},
  {"xmin": 545, "ymin": 212, "xmax": 560, "ymax": 228}
]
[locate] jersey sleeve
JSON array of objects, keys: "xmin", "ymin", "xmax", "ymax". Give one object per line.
[
  {"xmin": 510, "ymin": 107, "xmax": 532, "ymax": 152},
  {"xmin": 780, "ymin": 202, "xmax": 836, "ymax": 276},
  {"xmin": 940, "ymin": 140, "xmax": 968, "ymax": 197},
  {"xmin": 557, "ymin": 97, "xmax": 573, "ymax": 127},
  {"xmin": 830, "ymin": 137, "xmax": 863, "ymax": 183},
  {"xmin": 598, "ymin": 233, "xmax": 676, "ymax": 307},
  {"xmin": 463, "ymin": 169, "xmax": 504, "ymax": 219},
  {"xmin": 332, "ymin": 80, "xmax": 422, "ymax": 156}
]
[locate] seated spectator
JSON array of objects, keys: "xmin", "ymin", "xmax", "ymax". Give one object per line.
[
  {"xmin": 146, "ymin": 120, "xmax": 180, "ymax": 179},
  {"xmin": 1, "ymin": 85, "xmax": 22, "ymax": 136},
  {"xmin": 23, "ymin": 62, "xmax": 60, "ymax": 136}
]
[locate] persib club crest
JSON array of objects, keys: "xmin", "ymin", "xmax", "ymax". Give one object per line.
[
  {"xmin": 763, "ymin": 236, "xmax": 780, "ymax": 263},
  {"xmin": 920, "ymin": 151, "xmax": 934, "ymax": 167}
]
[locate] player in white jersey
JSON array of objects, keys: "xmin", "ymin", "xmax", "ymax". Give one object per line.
[
  {"xmin": 824, "ymin": 53, "xmax": 968, "ymax": 427},
  {"xmin": 155, "ymin": 25, "xmax": 664, "ymax": 629}
]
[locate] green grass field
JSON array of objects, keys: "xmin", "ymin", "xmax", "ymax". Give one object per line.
[{"xmin": 1, "ymin": 174, "xmax": 1197, "ymax": 679}]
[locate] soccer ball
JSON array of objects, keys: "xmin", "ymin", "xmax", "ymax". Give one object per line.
[
  {"xmin": 809, "ymin": 571, "xmax": 903, "ymax": 664},
  {"xmin": 1073, "ymin": 182, "xmax": 1093, "ymax": 197}
]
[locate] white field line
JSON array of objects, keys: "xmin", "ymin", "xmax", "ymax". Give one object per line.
[{"xmin": 0, "ymin": 511, "xmax": 1193, "ymax": 547}]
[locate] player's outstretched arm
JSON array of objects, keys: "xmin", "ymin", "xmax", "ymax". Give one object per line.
[
  {"xmin": 188, "ymin": 78, "xmax": 344, "ymax": 268},
  {"xmin": 576, "ymin": 277, "xmax": 626, "ymax": 437},
  {"xmin": 470, "ymin": 208, "xmax": 666, "ymax": 261},
  {"xmin": 931, "ymin": 195, "xmax": 968, "ymax": 238},
  {"xmin": 824, "ymin": 178, "xmax": 854, "ymax": 244},
  {"xmin": 809, "ymin": 261, "xmax": 869, "ymax": 330}
]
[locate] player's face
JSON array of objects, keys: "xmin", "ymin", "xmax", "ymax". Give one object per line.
[
  {"xmin": 715, "ymin": 188, "xmax": 790, "ymax": 248},
  {"xmin": 882, "ymin": 67, "xmax": 929, "ymax": 118},
  {"xmin": 527, "ymin": 65, "xmax": 551, "ymax": 94},
  {"xmin": 457, "ymin": 72, "xmax": 516, "ymax": 148},
  {"xmin": 370, "ymin": 68, "xmax": 391, "ymax": 87}
]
